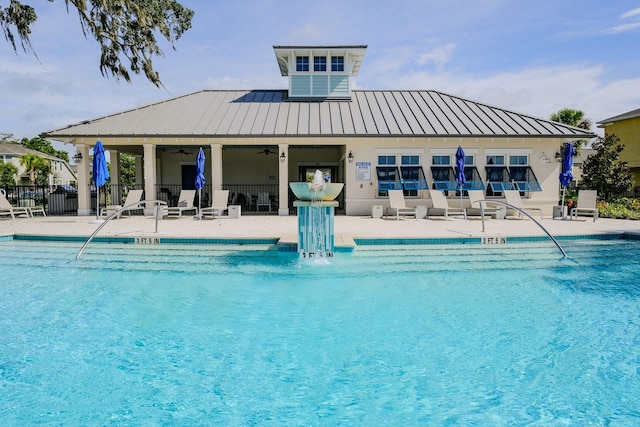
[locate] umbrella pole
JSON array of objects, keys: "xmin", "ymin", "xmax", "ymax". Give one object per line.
[
  {"xmin": 96, "ymin": 186, "xmax": 100, "ymax": 220},
  {"xmin": 198, "ymin": 188, "xmax": 202, "ymax": 220},
  {"xmin": 561, "ymin": 186, "xmax": 566, "ymax": 219}
]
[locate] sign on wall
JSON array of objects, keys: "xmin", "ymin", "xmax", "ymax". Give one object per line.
[{"xmin": 356, "ymin": 162, "xmax": 371, "ymax": 181}]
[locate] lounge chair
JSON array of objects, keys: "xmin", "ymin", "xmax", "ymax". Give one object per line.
[
  {"xmin": 100, "ymin": 189, "xmax": 144, "ymax": 219},
  {"xmin": 503, "ymin": 190, "xmax": 543, "ymax": 220},
  {"xmin": 0, "ymin": 190, "xmax": 32, "ymax": 219},
  {"xmin": 200, "ymin": 190, "xmax": 230, "ymax": 218},
  {"xmin": 467, "ymin": 190, "xmax": 504, "ymax": 219},
  {"xmin": 166, "ymin": 189, "xmax": 197, "ymax": 218},
  {"xmin": 256, "ymin": 192, "xmax": 271, "ymax": 212},
  {"xmin": 427, "ymin": 190, "xmax": 467, "ymax": 220},
  {"xmin": 570, "ymin": 190, "xmax": 598, "ymax": 222},
  {"xmin": 386, "ymin": 189, "xmax": 417, "ymax": 219}
]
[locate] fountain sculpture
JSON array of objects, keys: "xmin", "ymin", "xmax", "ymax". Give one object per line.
[{"xmin": 290, "ymin": 170, "xmax": 344, "ymax": 258}]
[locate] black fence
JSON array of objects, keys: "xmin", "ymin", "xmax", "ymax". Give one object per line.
[{"xmin": 1, "ymin": 182, "xmax": 349, "ymax": 216}]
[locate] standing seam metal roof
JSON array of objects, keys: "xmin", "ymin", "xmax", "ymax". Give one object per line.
[{"xmin": 42, "ymin": 89, "xmax": 594, "ymax": 139}]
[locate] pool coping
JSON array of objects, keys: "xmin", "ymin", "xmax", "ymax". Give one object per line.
[{"xmin": 2, "ymin": 231, "xmax": 640, "ymax": 252}]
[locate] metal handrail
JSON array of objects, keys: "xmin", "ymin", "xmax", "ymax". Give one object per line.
[
  {"xmin": 76, "ymin": 199, "xmax": 167, "ymax": 259},
  {"xmin": 476, "ymin": 199, "xmax": 567, "ymax": 258}
]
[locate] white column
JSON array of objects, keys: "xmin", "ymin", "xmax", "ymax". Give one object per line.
[
  {"xmin": 278, "ymin": 143, "xmax": 289, "ymax": 215},
  {"xmin": 108, "ymin": 149, "xmax": 121, "ymax": 205},
  {"xmin": 76, "ymin": 143, "xmax": 92, "ymax": 216},
  {"xmin": 143, "ymin": 143, "xmax": 157, "ymax": 215},
  {"xmin": 210, "ymin": 143, "xmax": 222, "ymax": 190}
]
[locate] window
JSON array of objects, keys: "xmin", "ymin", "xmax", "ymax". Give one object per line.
[
  {"xmin": 296, "ymin": 56, "xmax": 309, "ymax": 72},
  {"xmin": 314, "ymin": 56, "xmax": 326, "ymax": 72},
  {"xmin": 486, "ymin": 155, "xmax": 504, "ymax": 165},
  {"xmin": 509, "ymin": 155, "xmax": 528, "ymax": 165},
  {"xmin": 378, "ymin": 155, "xmax": 396, "ymax": 165},
  {"xmin": 432, "ymin": 155, "xmax": 451, "ymax": 165},
  {"xmin": 508, "ymin": 166, "xmax": 542, "ymax": 192},
  {"xmin": 400, "ymin": 155, "xmax": 427, "ymax": 196},
  {"xmin": 331, "ymin": 56, "xmax": 344, "ymax": 71}
]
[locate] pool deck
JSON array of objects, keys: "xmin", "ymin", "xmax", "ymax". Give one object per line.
[{"xmin": 1, "ymin": 213, "xmax": 638, "ymax": 246}]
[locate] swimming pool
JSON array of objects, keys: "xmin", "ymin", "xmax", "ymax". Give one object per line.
[{"xmin": 1, "ymin": 239, "xmax": 639, "ymax": 425}]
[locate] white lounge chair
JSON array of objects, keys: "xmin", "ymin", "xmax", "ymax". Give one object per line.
[
  {"xmin": 467, "ymin": 190, "xmax": 504, "ymax": 219},
  {"xmin": 571, "ymin": 190, "xmax": 598, "ymax": 222},
  {"xmin": 427, "ymin": 190, "xmax": 467, "ymax": 220},
  {"xmin": 0, "ymin": 190, "xmax": 32, "ymax": 219},
  {"xmin": 386, "ymin": 189, "xmax": 417, "ymax": 219},
  {"xmin": 166, "ymin": 189, "xmax": 197, "ymax": 218},
  {"xmin": 256, "ymin": 192, "xmax": 271, "ymax": 212},
  {"xmin": 101, "ymin": 189, "xmax": 144, "ymax": 219},
  {"xmin": 503, "ymin": 190, "xmax": 543, "ymax": 220},
  {"xmin": 200, "ymin": 190, "xmax": 230, "ymax": 218}
]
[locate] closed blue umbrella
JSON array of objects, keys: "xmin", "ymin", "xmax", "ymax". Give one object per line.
[
  {"xmin": 559, "ymin": 142, "xmax": 575, "ymax": 217},
  {"xmin": 92, "ymin": 140, "xmax": 109, "ymax": 220},
  {"xmin": 455, "ymin": 146, "xmax": 466, "ymax": 208},
  {"xmin": 195, "ymin": 147, "xmax": 206, "ymax": 219}
]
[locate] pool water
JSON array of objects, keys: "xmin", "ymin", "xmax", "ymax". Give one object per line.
[{"xmin": 1, "ymin": 239, "xmax": 639, "ymax": 425}]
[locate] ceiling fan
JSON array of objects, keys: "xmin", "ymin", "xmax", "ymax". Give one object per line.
[
  {"xmin": 257, "ymin": 147, "xmax": 276, "ymax": 155},
  {"xmin": 171, "ymin": 146, "xmax": 193, "ymax": 155}
]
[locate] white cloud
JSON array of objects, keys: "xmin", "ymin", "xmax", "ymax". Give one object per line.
[
  {"xmin": 606, "ymin": 7, "xmax": 640, "ymax": 33},
  {"xmin": 606, "ymin": 21, "xmax": 640, "ymax": 34},
  {"xmin": 620, "ymin": 7, "xmax": 640, "ymax": 20},
  {"xmin": 416, "ymin": 43, "xmax": 457, "ymax": 67},
  {"xmin": 360, "ymin": 62, "xmax": 640, "ymax": 135}
]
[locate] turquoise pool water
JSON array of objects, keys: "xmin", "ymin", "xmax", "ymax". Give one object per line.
[{"xmin": 1, "ymin": 239, "xmax": 639, "ymax": 425}]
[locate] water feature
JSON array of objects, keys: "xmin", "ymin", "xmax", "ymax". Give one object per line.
[{"xmin": 290, "ymin": 170, "xmax": 344, "ymax": 258}]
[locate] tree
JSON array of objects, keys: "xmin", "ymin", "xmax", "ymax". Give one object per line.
[
  {"xmin": 19, "ymin": 153, "xmax": 48, "ymax": 185},
  {"xmin": 120, "ymin": 153, "xmax": 136, "ymax": 188},
  {"xmin": 0, "ymin": 161, "xmax": 18, "ymax": 186},
  {"xmin": 550, "ymin": 108, "xmax": 592, "ymax": 152},
  {"xmin": 580, "ymin": 133, "xmax": 633, "ymax": 201},
  {"xmin": 0, "ymin": 0, "xmax": 194, "ymax": 87},
  {"xmin": 19, "ymin": 136, "xmax": 69, "ymax": 161}
]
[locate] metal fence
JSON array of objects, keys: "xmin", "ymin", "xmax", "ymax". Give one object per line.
[{"xmin": 1, "ymin": 182, "xmax": 348, "ymax": 216}]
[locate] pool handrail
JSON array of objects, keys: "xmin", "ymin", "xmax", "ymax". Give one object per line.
[
  {"xmin": 476, "ymin": 199, "xmax": 567, "ymax": 258},
  {"xmin": 76, "ymin": 199, "xmax": 167, "ymax": 260}
]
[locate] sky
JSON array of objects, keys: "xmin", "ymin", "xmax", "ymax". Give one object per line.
[{"xmin": 1, "ymin": 0, "xmax": 640, "ymax": 154}]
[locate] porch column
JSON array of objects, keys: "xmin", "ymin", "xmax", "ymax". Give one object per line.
[
  {"xmin": 76, "ymin": 143, "xmax": 91, "ymax": 216},
  {"xmin": 108, "ymin": 149, "xmax": 121, "ymax": 205},
  {"xmin": 278, "ymin": 143, "xmax": 289, "ymax": 215},
  {"xmin": 143, "ymin": 143, "xmax": 157, "ymax": 215},
  {"xmin": 210, "ymin": 143, "xmax": 222, "ymax": 190}
]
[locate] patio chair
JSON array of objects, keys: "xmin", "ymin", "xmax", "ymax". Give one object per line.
[
  {"xmin": 0, "ymin": 189, "xmax": 32, "ymax": 219},
  {"xmin": 386, "ymin": 189, "xmax": 417, "ymax": 220},
  {"xmin": 503, "ymin": 190, "xmax": 543, "ymax": 220},
  {"xmin": 200, "ymin": 190, "xmax": 230, "ymax": 218},
  {"xmin": 570, "ymin": 190, "xmax": 598, "ymax": 222},
  {"xmin": 256, "ymin": 192, "xmax": 271, "ymax": 212},
  {"xmin": 466, "ymin": 190, "xmax": 504, "ymax": 219},
  {"xmin": 166, "ymin": 189, "xmax": 197, "ymax": 218},
  {"xmin": 100, "ymin": 189, "xmax": 144, "ymax": 219},
  {"xmin": 427, "ymin": 190, "xmax": 467, "ymax": 220}
]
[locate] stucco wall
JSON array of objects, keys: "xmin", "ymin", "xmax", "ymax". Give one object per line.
[{"xmin": 604, "ymin": 118, "xmax": 640, "ymax": 185}]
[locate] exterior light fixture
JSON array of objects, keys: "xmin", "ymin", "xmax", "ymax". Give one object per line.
[
  {"xmin": 348, "ymin": 151, "xmax": 354, "ymax": 163},
  {"xmin": 280, "ymin": 151, "xmax": 286, "ymax": 162},
  {"xmin": 73, "ymin": 152, "xmax": 83, "ymax": 163}
]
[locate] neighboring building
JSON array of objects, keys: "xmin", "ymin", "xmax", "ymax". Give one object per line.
[
  {"xmin": 597, "ymin": 108, "xmax": 640, "ymax": 186},
  {"xmin": 0, "ymin": 143, "xmax": 76, "ymax": 186},
  {"xmin": 42, "ymin": 45, "xmax": 594, "ymax": 216}
]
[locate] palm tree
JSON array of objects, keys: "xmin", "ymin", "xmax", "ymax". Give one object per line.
[
  {"xmin": 550, "ymin": 108, "xmax": 592, "ymax": 130},
  {"xmin": 19, "ymin": 153, "xmax": 47, "ymax": 185},
  {"xmin": 550, "ymin": 108, "xmax": 592, "ymax": 153}
]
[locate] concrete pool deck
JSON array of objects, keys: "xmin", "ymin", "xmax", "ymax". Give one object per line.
[{"xmin": 1, "ymin": 213, "xmax": 638, "ymax": 244}]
